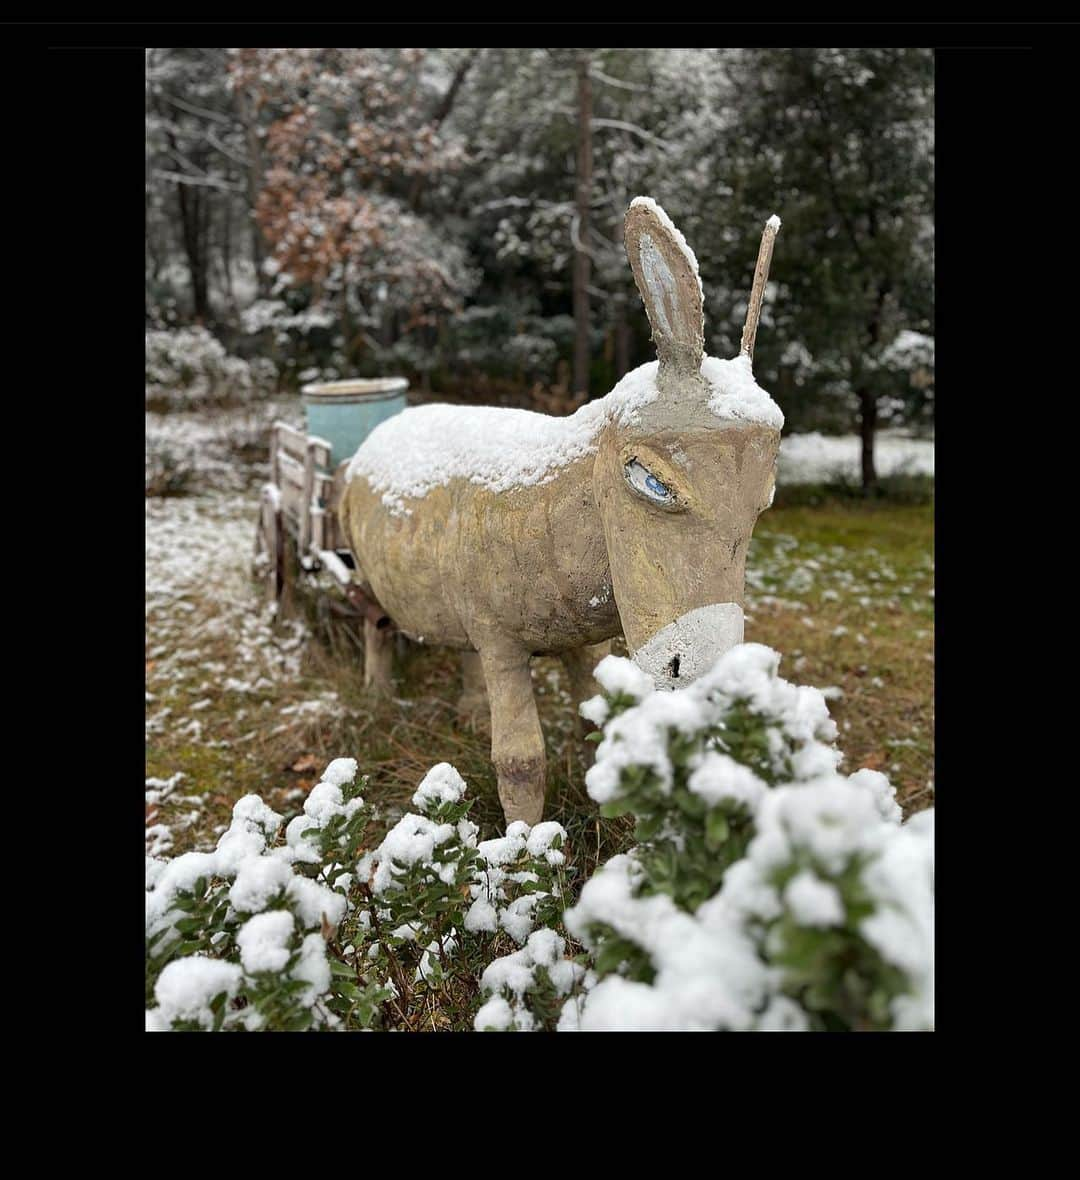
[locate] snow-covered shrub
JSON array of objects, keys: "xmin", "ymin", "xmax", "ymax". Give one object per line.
[
  {"xmin": 146, "ymin": 758, "xmax": 384, "ymax": 1031},
  {"xmin": 145, "ymin": 401, "xmax": 295, "ymax": 495},
  {"xmin": 349, "ymin": 764, "xmax": 569, "ymax": 1016},
  {"xmin": 439, "ymin": 304, "xmax": 574, "ymax": 385},
  {"xmin": 878, "ymin": 330, "xmax": 934, "ymax": 381},
  {"xmin": 144, "ymin": 444, "xmax": 197, "ymax": 498},
  {"xmin": 240, "ymin": 299, "xmax": 337, "ymax": 338},
  {"xmin": 145, "ymin": 326, "xmax": 278, "ymax": 407},
  {"xmin": 145, "ymin": 648, "xmax": 932, "ymax": 1032},
  {"xmin": 146, "ymin": 759, "xmax": 568, "ymax": 1031},
  {"xmin": 719, "ymin": 782, "xmax": 933, "ymax": 1031},
  {"xmin": 478, "ymin": 645, "xmax": 933, "ymax": 1033},
  {"xmin": 504, "ymin": 333, "xmax": 559, "ymax": 380},
  {"xmin": 581, "ymin": 646, "xmax": 846, "ymax": 910},
  {"xmin": 474, "ymin": 929, "xmax": 589, "ymax": 1032}
]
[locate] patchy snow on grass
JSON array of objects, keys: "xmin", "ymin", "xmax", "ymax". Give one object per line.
[
  {"xmin": 745, "ymin": 530, "xmax": 934, "ymax": 624},
  {"xmin": 146, "ymin": 400, "xmax": 301, "ymax": 496},
  {"xmin": 145, "ymin": 397, "xmax": 341, "ymax": 856},
  {"xmin": 779, "ymin": 430, "xmax": 934, "ymax": 486},
  {"xmin": 145, "ymin": 493, "xmax": 310, "ymax": 732}
]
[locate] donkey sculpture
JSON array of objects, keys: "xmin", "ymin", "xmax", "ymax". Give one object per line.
[{"xmin": 340, "ymin": 197, "xmax": 784, "ymax": 825}]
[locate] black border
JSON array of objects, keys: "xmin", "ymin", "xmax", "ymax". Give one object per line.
[{"xmin": 14, "ymin": 27, "xmax": 1068, "ymax": 1061}]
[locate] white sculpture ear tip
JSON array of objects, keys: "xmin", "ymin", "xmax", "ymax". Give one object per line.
[{"xmin": 626, "ymin": 195, "xmax": 671, "ymax": 230}]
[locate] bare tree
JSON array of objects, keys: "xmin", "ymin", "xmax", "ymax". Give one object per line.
[{"xmin": 233, "ymin": 79, "xmax": 268, "ymax": 296}]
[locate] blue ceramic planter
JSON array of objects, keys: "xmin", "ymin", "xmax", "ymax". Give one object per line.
[{"xmin": 300, "ymin": 378, "xmax": 409, "ymax": 470}]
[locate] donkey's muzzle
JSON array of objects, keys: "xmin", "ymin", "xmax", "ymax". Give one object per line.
[{"xmin": 631, "ymin": 603, "xmax": 745, "ymax": 689}]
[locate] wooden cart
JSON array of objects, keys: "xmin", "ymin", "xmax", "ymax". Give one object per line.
[{"xmin": 253, "ymin": 420, "xmax": 394, "ymax": 642}]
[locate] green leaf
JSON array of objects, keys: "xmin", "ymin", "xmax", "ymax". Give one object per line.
[
  {"xmin": 635, "ymin": 812, "xmax": 663, "ymax": 841},
  {"xmin": 594, "ymin": 937, "xmax": 636, "ymax": 977},
  {"xmin": 705, "ymin": 810, "xmax": 730, "ymax": 850}
]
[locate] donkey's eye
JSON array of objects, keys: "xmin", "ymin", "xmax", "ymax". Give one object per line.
[{"xmin": 625, "ymin": 459, "xmax": 673, "ymax": 505}]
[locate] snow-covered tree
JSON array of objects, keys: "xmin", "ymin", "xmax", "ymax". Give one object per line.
[
  {"xmin": 725, "ymin": 48, "xmax": 934, "ymax": 483},
  {"xmin": 145, "ymin": 45, "xmax": 934, "ymax": 444},
  {"xmin": 227, "ymin": 48, "xmax": 479, "ymax": 374},
  {"xmin": 146, "ymin": 48, "xmax": 254, "ymax": 325}
]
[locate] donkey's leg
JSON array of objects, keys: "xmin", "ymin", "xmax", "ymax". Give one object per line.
[
  {"xmin": 363, "ymin": 618, "xmax": 394, "ymax": 695},
  {"xmin": 457, "ymin": 650, "xmax": 490, "ymax": 731},
  {"xmin": 477, "ymin": 641, "xmax": 546, "ymax": 826},
  {"xmin": 561, "ymin": 640, "xmax": 612, "ymax": 735},
  {"xmin": 561, "ymin": 640, "xmax": 612, "ymax": 708}
]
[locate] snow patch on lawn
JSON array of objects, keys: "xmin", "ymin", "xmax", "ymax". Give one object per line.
[{"xmin": 779, "ymin": 430, "xmax": 933, "ymax": 485}]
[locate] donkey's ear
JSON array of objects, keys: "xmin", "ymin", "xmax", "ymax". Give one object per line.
[{"xmin": 624, "ymin": 198, "xmax": 704, "ymax": 376}]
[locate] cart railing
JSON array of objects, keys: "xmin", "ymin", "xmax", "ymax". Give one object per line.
[
  {"xmin": 255, "ymin": 420, "xmax": 394, "ymax": 631},
  {"xmin": 267, "ymin": 421, "xmax": 334, "ymax": 552}
]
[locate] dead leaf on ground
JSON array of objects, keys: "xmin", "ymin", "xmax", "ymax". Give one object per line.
[
  {"xmin": 859, "ymin": 750, "xmax": 887, "ymax": 771},
  {"xmin": 290, "ymin": 753, "xmax": 320, "ymax": 773}
]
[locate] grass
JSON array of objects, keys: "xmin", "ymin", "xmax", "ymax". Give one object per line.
[
  {"xmin": 146, "ymin": 586, "xmax": 637, "ymax": 887},
  {"xmin": 772, "ymin": 472, "xmax": 934, "ymax": 509},
  {"xmin": 749, "ymin": 496, "xmax": 934, "ymax": 814},
  {"xmin": 146, "ymin": 486, "xmax": 933, "ymax": 893}
]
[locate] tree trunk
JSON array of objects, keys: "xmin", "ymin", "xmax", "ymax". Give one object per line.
[
  {"xmin": 156, "ymin": 77, "xmax": 210, "ymax": 323},
  {"xmin": 199, "ymin": 183, "xmax": 213, "ymax": 321},
  {"xmin": 177, "ymin": 181, "xmax": 209, "ymax": 322},
  {"xmin": 857, "ymin": 386, "xmax": 878, "ymax": 492},
  {"xmin": 146, "ymin": 191, "xmax": 162, "ymax": 285},
  {"xmin": 857, "ymin": 280, "xmax": 892, "ymax": 493},
  {"xmin": 222, "ymin": 185, "xmax": 235, "ymax": 310},
  {"xmin": 235, "ymin": 84, "xmax": 268, "ymax": 296},
  {"xmin": 572, "ymin": 52, "xmax": 593, "ymax": 398}
]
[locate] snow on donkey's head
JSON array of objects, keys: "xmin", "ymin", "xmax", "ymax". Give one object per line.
[
  {"xmin": 340, "ymin": 196, "xmax": 785, "ymax": 826},
  {"xmin": 597, "ymin": 199, "xmax": 783, "ymax": 688}
]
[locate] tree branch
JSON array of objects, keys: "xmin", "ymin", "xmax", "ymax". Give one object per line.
[
  {"xmin": 153, "ymin": 169, "xmax": 245, "ymax": 192},
  {"xmin": 205, "ymin": 127, "xmax": 249, "ymax": 168},
  {"xmin": 591, "ymin": 118, "xmax": 671, "ymax": 149},
  {"xmin": 588, "ymin": 66, "xmax": 647, "ymax": 92},
  {"xmin": 408, "ymin": 48, "xmax": 481, "ymax": 211},
  {"xmin": 570, "ymin": 212, "xmax": 603, "ymax": 265},
  {"xmin": 158, "ymin": 90, "xmax": 233, "ymax": 125}
]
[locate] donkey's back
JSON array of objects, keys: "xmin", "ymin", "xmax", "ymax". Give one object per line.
[{"xmin": 340, "ymin": 400, "xmax": 617, "ymax": 655}]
